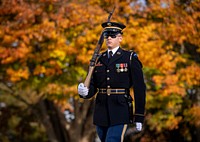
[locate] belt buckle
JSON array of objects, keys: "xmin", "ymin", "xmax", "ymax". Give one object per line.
[{"xmin": 107, "ymin": 89, "xmax": 111, "ymax": 96}]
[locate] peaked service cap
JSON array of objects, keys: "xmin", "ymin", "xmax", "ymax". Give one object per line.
[{"xmin": 102, "ymin": 22, "xmax": 126, "ymax": 34}]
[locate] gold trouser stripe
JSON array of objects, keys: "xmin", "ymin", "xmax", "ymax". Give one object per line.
[{"xmin": 121, "ymin": 124, "xmax": 128, "ymax": 142}]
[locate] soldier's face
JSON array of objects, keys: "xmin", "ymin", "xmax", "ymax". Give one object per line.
[{"xmin": 105, "ymin": 33, "xmax": 122, "ymax": 50}]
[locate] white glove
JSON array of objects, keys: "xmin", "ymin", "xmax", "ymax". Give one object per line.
[
  {"xmin": 135, "ymin": 122, "xmax": 142, "ymax": 131},
  {"xmin": 78, "ymin": 83, "xmax": 89, "ymax": 97}
]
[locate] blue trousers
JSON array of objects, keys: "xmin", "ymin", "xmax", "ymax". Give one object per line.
[{"xmin": 96, "ymin": 124, "xmax": 128, "ymax": 142}]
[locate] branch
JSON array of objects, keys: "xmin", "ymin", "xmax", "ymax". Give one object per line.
[{"xmin": 0, "ymin": 82, "xmax": 31, "ymax": 106}]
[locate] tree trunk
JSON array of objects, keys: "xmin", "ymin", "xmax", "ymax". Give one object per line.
[
  {"xmin": 44, "ymin": 100, "xmax": 70, "ymax": 142},
  {"xmin": 68, "ymin": 98, "xmax": 96, "ymax": 142},
  {"xmin": 36, "ymin": 98, "xmax": 96, "ymax": 142},
  {"xmin": 37, "ymin": 99, "xmax": 70, "ymax": 142},
  {"xmin": 196, "ymin": 87, "xmax": 200, "ymax": 142},
  {"xmin": 37, "ymin": 100, "xmax": 59, "ymax": 142}
]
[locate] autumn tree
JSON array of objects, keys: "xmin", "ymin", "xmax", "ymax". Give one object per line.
[
  {"xmin": 119, "ymin": 0, "xmax": 200, "ymax": 141},
  {"xmin": 0, "ymin": 0, "xmax": 200, "ymax": 142},
  {"xmin": 0, "ymin": 0, "xmax": 105, "ymax": 141}
]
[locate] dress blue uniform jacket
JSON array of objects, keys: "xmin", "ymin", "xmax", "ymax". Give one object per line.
[{"xmin": 82, "ymin": 47, "xmax": 146, "ymax": 127}]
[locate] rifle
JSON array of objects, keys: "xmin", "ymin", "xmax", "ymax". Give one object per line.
[{"xmin": 84, "ymin": 7, "xmax": 115, "ymax": 88}]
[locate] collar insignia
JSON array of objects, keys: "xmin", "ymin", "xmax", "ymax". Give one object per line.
[{"xmin": 117, "ymin": 52, "xmax": 121, "ymax": 55}]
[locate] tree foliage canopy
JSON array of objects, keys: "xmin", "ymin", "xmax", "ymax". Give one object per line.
[{"xmin": 0, "ymin": 0, "xmax": 200, "ymax": 141}]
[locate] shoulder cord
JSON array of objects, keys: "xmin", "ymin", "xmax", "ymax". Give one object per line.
[
  {"xmin": 129, "ymin": 51, "xmax": 135, "ymax": 100},
  {"xmin": 130, "ymin": 51, "xmax": 134, "ymax": 65}
]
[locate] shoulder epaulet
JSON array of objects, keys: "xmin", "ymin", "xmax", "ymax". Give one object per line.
[
  {"xmin": 129, "ymin": 50, "xmax": 143, "ymax": 68},
  {"xmin": 129, "ymin": 50, "xmax": 138, "ymax": 60}
]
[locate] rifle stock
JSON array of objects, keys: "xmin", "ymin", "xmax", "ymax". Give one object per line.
[
  {"xmin": 83, "ymin": 7, "xmax": 115, "ymax": 88},
  {"xmin": 84, "ymin": 32, "xmax": 104, "ymax": 88},
  {"xmin": 84, "ymin": 66, "xmax": 95, "ymax": 88}
]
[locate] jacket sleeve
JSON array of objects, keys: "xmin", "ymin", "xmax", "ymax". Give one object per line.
[{"xmin": 130, "ymin": 53, "xmax": 146, "ymax": 123}]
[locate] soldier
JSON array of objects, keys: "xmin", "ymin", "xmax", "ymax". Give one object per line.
[{"xmin": 78, "ymin": 21, "xmax": 146, "ymax": 142}]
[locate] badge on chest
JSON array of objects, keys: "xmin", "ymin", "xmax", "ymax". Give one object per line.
[
  {"xmin": 96, "ymin": 61, "xmax": 103, "ymax": 67},
  {"xmin": 116, "ymin": 63, "xmax": 128, "ymax": 73}
]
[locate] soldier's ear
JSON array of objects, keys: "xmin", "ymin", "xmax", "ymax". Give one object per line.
[{"xmin": 118, "ymin": 36, "xmax": 123, "ymax": 42}]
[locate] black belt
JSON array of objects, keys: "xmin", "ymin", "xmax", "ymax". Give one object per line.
[{"xmin": 98, "ymin": 88, "xmax": 126, "ymax": 95}]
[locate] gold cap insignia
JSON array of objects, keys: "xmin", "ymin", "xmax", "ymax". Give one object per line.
[{"xmin": 107, "ymin": 22, "xmax": 112, "ymax": 26}]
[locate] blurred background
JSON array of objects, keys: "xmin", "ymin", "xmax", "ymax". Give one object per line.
[{"xmin": 0, "ymin": 0, "xmax": 199, "ymax": 142}]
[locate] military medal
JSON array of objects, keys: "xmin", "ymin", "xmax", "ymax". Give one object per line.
[
  {"xmin": 124, "ymin": 63, "xmax": 128, "ymax": 72},
  {"xmin": 116, "ymin": 64, "xmax": 120, "ymax": 73},
  {"xmin": 120, "ymin": 64, "xmax": 124, "ymax": 72},
  {"xmin": 116, "ymin": 63, "xmax": 129, "ymax": 73}
]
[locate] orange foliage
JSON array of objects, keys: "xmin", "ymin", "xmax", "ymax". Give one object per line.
[
  {"xmin": 6, "ymin": 67, "xmax": 29, "ymax": 82},
  {"xmin": 166, "ymin": 115, "xmax": 182, "ymax": 130},
  {"xmin": 33, "ymin": 65, "xmax": 46, "ymax": 75},
  {"xmin": 153, "ymin": 74, "xmax": 186, "ymax": 96},
  {"xmin": 179, "ymin": 64, "xmax": 200, "ymax": 86},
  {"xmin": 187, "ymin": 106, "xmax": 200, "ymax": 126},
  {"xmin": 0, "ymin": 1, "xmax": 199, "ymax": 140}
]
